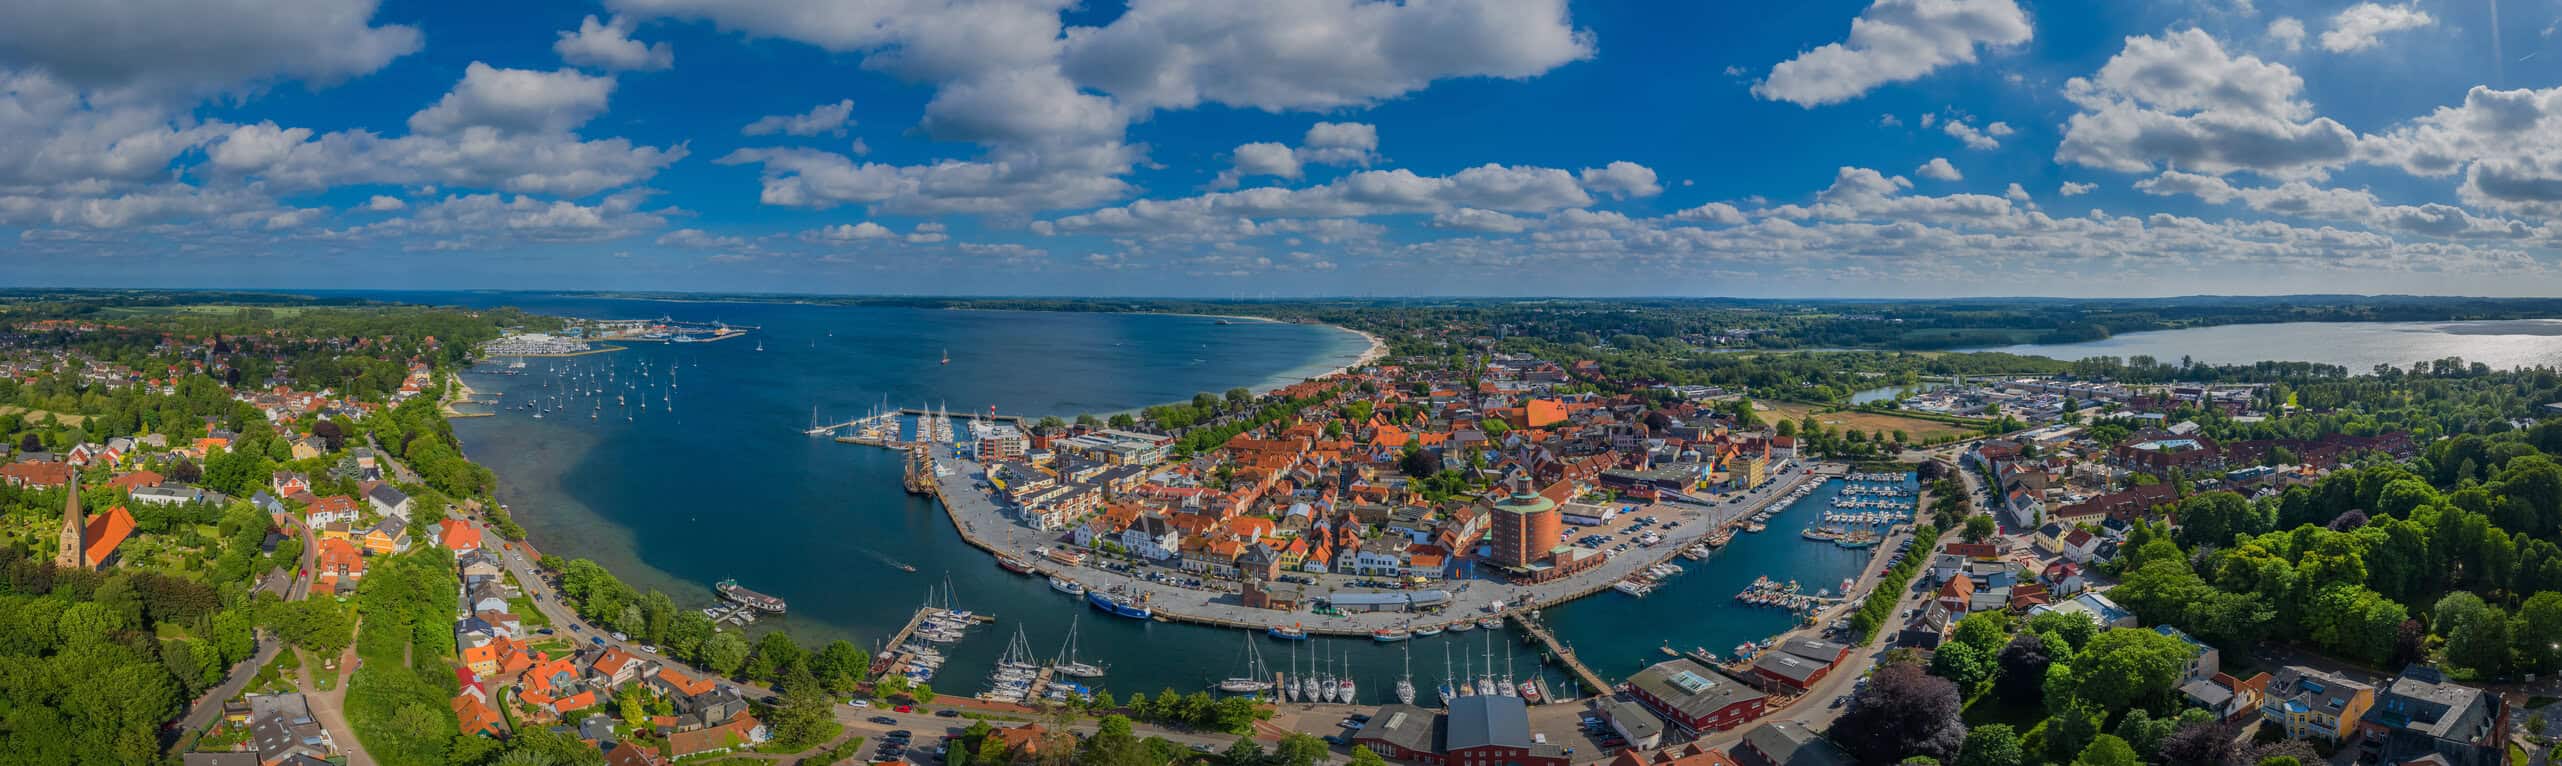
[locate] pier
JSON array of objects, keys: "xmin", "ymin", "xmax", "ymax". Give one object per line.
[{"xmin": 1508, "ymin": 612, "xmax": 1608, "ymax": 699}]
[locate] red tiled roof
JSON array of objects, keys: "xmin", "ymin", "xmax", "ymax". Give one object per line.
[{"xmin": 82, "ymin": 506, "xmax": 136, "ymax": 568}]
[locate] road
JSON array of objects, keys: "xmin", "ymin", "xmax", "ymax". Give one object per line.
[{"xmin": 166, "ymin": 501, "xmax": 328, "ymax": 755}]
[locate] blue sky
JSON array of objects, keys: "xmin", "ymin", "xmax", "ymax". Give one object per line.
[{"xmin": 3, "ymin": 0, "xmax": 2561, "ymax": 297}]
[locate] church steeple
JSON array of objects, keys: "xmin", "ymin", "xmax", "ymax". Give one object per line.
[{"xmin": 54, "ymin": 470, "xmax": 84, "ymax": 569}]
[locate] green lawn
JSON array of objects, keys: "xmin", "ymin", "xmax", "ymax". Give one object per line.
[{"xmin": 508, "ymin": 596, "xmax": 550, "ymax": 627}]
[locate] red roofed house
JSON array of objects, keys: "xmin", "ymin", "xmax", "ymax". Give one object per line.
[
  {"xmin": 668, "ymin": 713, "xmax": 766, "ymax": 758},
  {"xmin": 105, "ymin": 470, "xmax": 164, "ymax": 492},
  {"xmin": 1, "ymin": 460, "xmax": 74, "ymax": 488},
  {"xmin": 314, "ymin": 538, "xmax": 366, "ymax": 593},
  {"xmin": 438, "ymin": 518, "xmax": 483, "ymax": 555}
]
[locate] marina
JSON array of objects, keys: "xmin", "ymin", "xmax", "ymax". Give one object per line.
[{"xmin": 445, "ymin": 294, "xmax": 1900, "ymax": 707}]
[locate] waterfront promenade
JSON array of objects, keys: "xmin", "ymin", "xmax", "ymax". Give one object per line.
[{"xmin": 924, "ymin": 451, "xmax": 1843, "ymax": 637}]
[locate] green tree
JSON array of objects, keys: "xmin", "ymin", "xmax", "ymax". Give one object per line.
[
  {"xmin": 1222, "ymin": 736, "xmax": 1268, "ymax": 766},
  {"xmin": 2435, "ymin": 592, "xmax": 2514, "ymax": 677},
  {"xmin": 701, "ymin": 630, "xmax": 750, "ymax": 676},
  {"xmin": 1349, "ymin": 746, "xmax": 1391, "ymax": 766},
  {"xmin": 2070, "ymin": 629, "xmax": 2191, "ymax": 713},
  {"xmin": 2073, "ymin": 735, "xmax": 2140, "ymax": 766},
  {"xmin": 1956, "ymin": 724, "xmax": 2023, "ymax": 766},
  {"xmin": 1273, "ymin": 734, "xmax": 1329, "ymax": 766}
]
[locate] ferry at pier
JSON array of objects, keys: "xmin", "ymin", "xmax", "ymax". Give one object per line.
[
  {"xmin": 714, "ymin": 578, "xmax": 787, "ymax": 613},
  {"xmin": 1087, "ymin": 591, "xmax": 1153, "ymax": 620}
]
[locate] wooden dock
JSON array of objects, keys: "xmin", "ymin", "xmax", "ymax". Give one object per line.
[
  {"xmin": 874, "ymin": 606, "xmax": 944, "ymax": 680},
  {"xmin": 1509, "ymin": 612, "xmax": 1609, "ymax": 698}
]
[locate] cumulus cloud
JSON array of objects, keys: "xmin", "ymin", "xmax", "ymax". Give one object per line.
[
  {"xmin": 557, "ymin": 15, "xmax": 675, "ymax": 71},
  {"xmin": 408, "ymin": 63, "xmax": 618, "ymax": 135},
  {"xmin": 1209, "ymin": 122, "xmax": 1380, "ymax": 189},
  {"xmin": 207, "ymin": 122, "xmax": 687, "ymax": 198},
  {"xmin": 808, "ymin": 221, "xmax": 895, "ymax": 241},
  {"xmin": 1754, "ymin": 0, "xmax": 2032, "ymax": 107},
  {"xmin": 1916, "ymin": 157, "xmax": 1963, "ymax": 181},
  {"xmin": 2361, "ymin": 85, "xmax": 2562, "ymax": 217},
  {"xmin": 2267, "ymin": 17, "xmax": 2306, "ymax": 53},
  {"xmin": 1433, "ymin": 207, "xmax": 1531, "ymax": 233},
  {"xmin": 2320, "ymin": 3, "xmax": 2433, "ymax": 53},
  {"xmin": 363, "ymin": 195, "xmax": 405, "ymax": 211},
  {"xmin": 1672, "ymin": 202, "xmax": 1747, "ymax": 225},
  {"xmin": 1942, "ymin": 117, "xmax": 2011, "ymax": 149},
  {"xmin": 743, "ymin": 99, "xmax": 856, "ymax": 137},
  {"xmin": 1059, "ymin": 0, "xmax": 1594, "ymax": 113},
  {"xmin": 2060, "ymin": 181, "xmax": 2097, "ymax": 196},
  {"xmin": 0, "ymin": 0, "xmax": 420, "ymax": 97},
  {"xmin": 356, "ymin": 189, "xmax": 670, "ymax": 245},
  {"xmin": 2056, "ymin": 29, "xmax": 2357, "ymax": 178},
  {"xmin": 1579, "ymin": 161, "xmax": 1662, "ymax": 198}
]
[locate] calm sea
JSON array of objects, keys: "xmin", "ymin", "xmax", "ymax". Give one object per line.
[
  {"xmin": 392, "ymin": 292, "xmax": 1878, "ymax": 701},
  {"xmin": 1978, "ymin": 319, "xmax": 2562, "ymax": 370}
]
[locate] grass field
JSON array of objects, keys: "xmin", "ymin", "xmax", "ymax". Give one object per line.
[
  {"xmin": 1754, "ymin": 400, "xmax": 1978, "ymax": 442},
  {"xmin": 98, "ymin": 304, "xmax": 312, "ymax": 319},
  {"xmin": 0, "ymin": 405, "xmax": 85, "ymax": 427}
]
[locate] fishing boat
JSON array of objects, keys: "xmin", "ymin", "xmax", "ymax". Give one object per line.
[
  {"xmin": 1477, "ymin": 617, "xmax": 1503, "ymax": 630},
  {"xmin": 1413, "ymin": 624, "xmax": 1445, "ymax": 638},
  {"xmin": 1050, "ymin": 615, "xmax": 1106, "ymax": 678},
  {"xmin": 1447, "ymin": 620, "xmax": 1476, "ymax": 633},
  {"xmin": 1049, "ymin": 576, "xmax": 1086, "ymax": 597},
  {"xmin": 1086, "ymin": 590, "xmax": 1153, "ymax": 620},
  {"xmin": 1372, "ymin": 628, "xmax": 1410, "ymax": 642},
  {"xmin": 713, "ymin": 578, "xmax": 787, "ymax": 613},
  {"xmin": 1268, "ymin": 625, "xmax": 1308, "ymax": 640},
  {"xmin": 1519, "ymin": 678, "xmax": 1544, "ymax": 704}
]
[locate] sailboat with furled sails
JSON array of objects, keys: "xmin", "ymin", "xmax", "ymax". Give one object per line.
[
  {"xmin": 1049, "ymin": 615, "xmax": 1105, "ymax": 679},
  {"xmin": 1216, "ymin": 631, "xmax": 1273, "ymax": 694}
]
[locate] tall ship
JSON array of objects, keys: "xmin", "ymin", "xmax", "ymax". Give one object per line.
[
  {"xmin": 714, "ymin": 578, "xmax": 787, "ymax": 613},
  {"xmin": 1086, "ymin": 590, "xmax": 1153, "ymax": 620}
]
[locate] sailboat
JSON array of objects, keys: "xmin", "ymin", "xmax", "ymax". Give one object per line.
[
  {"xmin": 1284, "ymin": 642, "xmax": 1300, "ymax": 703},
  {"xmin": 1396, "ymin": 643, "xmax": 1417, "ymax": 705},
  {"xmin": 1500, "ymin": 637, "xmax": 1520, "ymax": 697},
  {"xmin": 1050, "ymin": 615, "xmax": 1105, "ymax": 678},
  {"xmin": 941, "ymin": 348, "xmax": 950, "ymax": 365},
  {"xmin": 1300, "ymin": 650, "xmax": 1321, "ymax": 703},
  {"xmin": 1459, "ymin": 652, "xmax": 1475, "ymax": 697},
  {"xmin": 1438, "ymin": 645, "xmax": 1458, "ymax": 706},
  {"xmin": 1338, "ymin": 647, "xmax": 1356, "ymax": 704},
  {"xmin": 1478, "ymin": 634, "xmax": 1496, "ymax": 699},
  {"xmin": 1318, "ymin": 644, "xmax": 1337, "ymax": 703},
  {"xmin": 1216, "ymin": 632, "xmax": 1273, "ymax": 694}
]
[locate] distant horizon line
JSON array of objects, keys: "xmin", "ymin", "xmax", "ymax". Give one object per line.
[{"xmin": 4, "ymin": 285, "xmax": 2558, "ymax": 304}]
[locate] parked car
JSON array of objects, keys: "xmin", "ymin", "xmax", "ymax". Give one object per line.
[{"xmin": 869, "ymin": 716, "xmax": 899, "ymax": 725}]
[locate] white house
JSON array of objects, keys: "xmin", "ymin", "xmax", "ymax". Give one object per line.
[{"xmin": 1121, "ymin": 515, "xmax": 1181, "ymax": 561}]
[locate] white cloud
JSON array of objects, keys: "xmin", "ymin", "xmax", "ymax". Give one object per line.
[
  {"xmin": 2060, "ymin": 181, "xmax": 2097, "ymax": 196},
  {"xmin": 1754, "ymin": 0, "xmax": 2032, "ymax": 107},
  {"xmin": 808, "ymin": 222, "xmax": 895, "ymax": 241},
  {"xmin": 1942, "ymin": 118, "xmax": 2009, "ymax": 149},
  {"xmin": 1209, "ymin": 122, "xmax": 1380, "ymax": 189},
  {"xmin": 1230, "ymin": 142, "xmax": 1302, "ymax": 181},
  {"xmin": 743, "ymin": 99, "xmax": 856, "ymax": 137},
  {"xmin": 1672, "ymin": 202, "xmax": 1747, "ymax": 225},
  {"xmin": 409, "ymin": 63, "xmax": 618, "ymax": 135},
  {"xmin": 557, "ymin": 15, "xmax": 675, "ymax": 71},
  {"xmin": 2361, "ymin": 85, "xmax": 2562, "ymax": 217},
  {"xmin": 1916, "ymin": 157, "xmax": 1964, "ymax": 181},
  {"xmin": 0, "ymin": 0, "xmax": 420, "ymax": 97},
  {"xmin": 1299, "ymin": 122, "xmax": 1380, "ymax": 166},
  {"xmin": 2056, "ymin": 29, "xmax": 2357, "ymax": 177},
  {"xmin": 2004, "ymin": 182, "xmax": 2030, "ymax": 202},
  {"xmin": 1433, "ymin": 207, "xmax": 1531, "ymax": 233},
  {"xmin": 719, "ymin": 142, "xmax": 1138, "ymax": 215},
  {"xmin": 906, "ymin": 221, "xmax": 948, "ymax": 243},
  {"xmin": 1578, "ymin": 161, "xmax": 1662, "ymax": 198},
  {"xmin": 363, "ymin": 195, "xmax": 405, "ymax": 212},
  {"xmin": 356, "ymin": 190, "xmax": 669, "ymax": 245},
  {"xmin": 2267, "ymin": 17, "xmax": 2306, "ymax": 53},
  {"xmin": 658, "ymin": 227, "xmax": 748, "ymax": 249},
  {"xmin": 208, "ymin": 122, "xmax": 687, "ymax": 198},
  {"xmin": 2320, "ymin": 3, "xmax": 2434, "ymax": 53},
  {"xmin": 1058, "ymin": 0, "xmax": 1593, "ymax": 113}
]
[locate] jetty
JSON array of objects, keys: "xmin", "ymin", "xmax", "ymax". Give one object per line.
[
  {"xmin": 873, "ymin": 604, "xmax": 994, "ymax": 680},
  {"xmin": 1508, "ymin": 612, "xmax": 1607, "ymax": 699}
]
